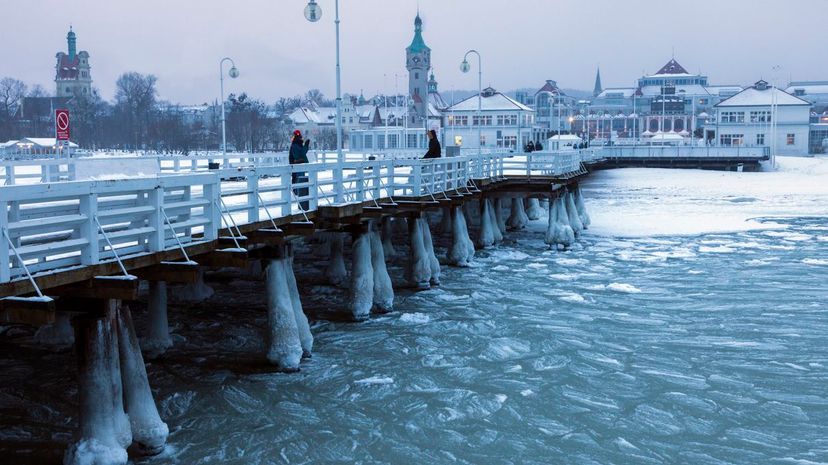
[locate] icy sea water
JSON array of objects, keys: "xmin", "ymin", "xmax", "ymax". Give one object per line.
[{"xmin": 140, "ymin": 217, "xmax": 828, "ymax": 465}]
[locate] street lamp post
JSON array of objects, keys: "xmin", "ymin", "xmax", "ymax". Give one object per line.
[
  {"xmin": 461, "ymin": 50, "xmax": 482, "ymax": 159},
  {"xmin": 305, "ymin": 0, "xmax": 344, "ymax": 201},
  {"xmin": 219, "ymin": 57, "xmax": 239, "ymax": 164}
]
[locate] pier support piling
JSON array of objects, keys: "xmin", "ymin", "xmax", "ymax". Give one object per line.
[
  {"xmin": 574, "ymin": 186, "xmax": 591, "ymax": 229},
  {"xmin": 348, "ymin": 230, "xmax": 374, "ymax": 321},
  {"xmin": 476, "ymin": 198, "xmax": 495, "ymax": 249},
  {"xmin": 33, "ymin": 312, "xmax": 74, "ymax": 349},
  {"xmin": 115, "ymin": 304, "xmax": 169, "ymax": 456},
  {"xmin": 64, "ymin": 311, "xmax": 128, "ymax": 465},
  {"xmin": 369, "ymin": 225, "xmax": 394, "ymax": 313},
  {"xmin": 284, "ymin": 247, "xmax": 313, "ymax": 357},
  {"xmin": 448, "ymin": 206, "xmax": 475, "ymax": 267},
  {"xmin": 406, "ymin": 215, "xmax": 431, "ymax": 289},
  {"xmin": 494, "ymin": 197, "xmax": 508, "ymax": 236},
  {"xmin": 565, "ymin": 190, "xmax": 584, "ymax": 236},
  {"xmin": 325, "ymin": 233, "xmax": 347, "ymax": 286},
  {"xmin": 526, "ymin": 198, "xmax": 544, "ymax": 221},
  {"xmin": 265, "ymin": 258, "xmax": 303, "ymax": 371},
  {"xmin": 420, "ymin": 218, "xmax": 441, "ymax": 286},
  {"xmin": 381, "ymin": 216, "xmax": 396, "ymax": 259},
  {"xmin": 141, "ymin": 281, "xmax": 172, "ymax": 360},
  {"xmin": 507, "ymin": 197, "xmax": 529, "ymax": 230}
]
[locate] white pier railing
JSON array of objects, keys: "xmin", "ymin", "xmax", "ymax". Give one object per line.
[{"xmin": 1, "ymin": 151, "xmax": 590, "ymax": 285}]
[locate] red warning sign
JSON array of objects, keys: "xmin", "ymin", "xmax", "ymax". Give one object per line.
[{"xmin": 55, "ymin": 109, "xmax": 70, "ymax": 141}]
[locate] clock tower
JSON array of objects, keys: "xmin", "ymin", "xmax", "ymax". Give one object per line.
[{"xmin": 406, "ymin": 14, "xmax": 431, "ymax": 124}]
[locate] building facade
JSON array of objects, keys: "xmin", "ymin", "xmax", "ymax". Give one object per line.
[
  {"xmin": 444, "ymin": 87, "xmax": 534, "ymax": 150},
  {"xmin": 55, "ymin": 27, "xmax": 92, "ymax": 98},
  {"xmin": 711, "ymin": 80, "xmax": 811, "ymax": 156}
]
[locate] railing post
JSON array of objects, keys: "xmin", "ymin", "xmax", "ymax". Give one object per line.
[
  {"xmin": 282, "ymin": 170, "xmax": 292, "ymax": 217},
  {"xmin": 412, "ymin": 161, "xmax": 422, "ymax": 197},
  {"xmin": 247, "ymin": 172, "xmax": 260, "ymax": 224},
  {"xmin": 204, "ymin": 177, "xmax": 220, "ymax": 241},
  {"xmin": 334, "ymin": 160, "xmax": 344, "ymax": 203},
  {"xmin": 0, "ymin": 201, "xmax": 10, "ymax": 282},
  {"xmin": 371, "ymin": 161, "xmax": 380, "ymax": 200},
  {"xmin": 308, "ymin": 168, "xmax": 319, "ymax": 212},
  {"xmin": 147, "ymin": 186, "xmax": 164, "ymax": 253},
  {"xmin": 356, "ymin": 165, "xmax": 365, "ymax": 201},
  {"xmin": 79, "ymin": 192, "xmax": 100, "ymax": 264}
]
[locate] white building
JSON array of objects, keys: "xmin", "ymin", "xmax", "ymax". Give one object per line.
[
  {"xmin": 445, "ymin": 87, "xmax": 535, "ymax": 150},
  {"xmin": 711, "ymin": 80, "xmax": 811, "ymax": 156}
]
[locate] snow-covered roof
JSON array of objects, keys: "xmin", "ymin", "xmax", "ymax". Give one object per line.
[
  {"xmin": 447, "ymin": 88, "xmax": 534, "ymax": 113},
  {"xmin": 647, "ymin": 59, "xmax": 692, "ymax": 77},
  {"xmin": 548, "ymin": 134, "xmax": 582, "ymax": 142},
  {"xmin": 428, "ymin": 91, "xmax": 448, "ymax": 110},
  {"xmin": 1, "ymin": 140, "xmax": 19, "ymax": 148},
  {"xmin": 597, "ymin": 87, "xmax": 636, "ymax": 99},
  {"xmin": 16, "ymin": 137, "xmax": 79, "ymax": 148},
  {"xmin": 649, "ymin": 132, "xmax": 685, "ymax": 141},
  {"xmin": 716, "ymin": 81, "xmax": 812, "ymax": 108},
  {"xmin": 705, "ymin": 85, "xmax": 744, "ymax": 97},
  {"xmin": 786, "ymin": 81, "xmax": 828, "ymax": 95}
]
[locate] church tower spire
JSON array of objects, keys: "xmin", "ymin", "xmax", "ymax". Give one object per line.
[
  {"xmin": 67, "ymin": 26, "xmax": 77, "ymax": 61},
  {"xmin": 593, "ymin": 67, "xmax": 603, "ymax": 98}
]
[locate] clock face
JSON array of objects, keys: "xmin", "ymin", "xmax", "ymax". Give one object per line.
[{"xmin": 412, "ymin": 57, "xmax": 420, "ymax": 64}]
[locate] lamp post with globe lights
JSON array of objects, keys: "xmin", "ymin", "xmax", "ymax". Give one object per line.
[
  {"xmin": 460, "ymin": 50, "xmax": 482, "ymax": 158},
  {"xmin": 220, "ymin": 57, "xmax": 239, "ymax": 163},
  {"xmin": 304, "ymin": 0, "xmax": 344, "ymax": 200}
]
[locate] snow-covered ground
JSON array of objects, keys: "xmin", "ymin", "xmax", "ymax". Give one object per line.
[{"xmin": 583, "ymin": 156, "xmax": 828, "ymax": 237}]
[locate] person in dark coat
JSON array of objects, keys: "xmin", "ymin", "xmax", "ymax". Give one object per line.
[
  {"xmin": 535, "ymin": 141, "xmax": 543, "ymax": 151},
  {"xmin": 526, "ymin": 141, "xmax": 535, "ymax": 152},
  {"xmin": 289, "ymin": 130, "xmax": 310, "ymax": 210},
  {"xmin": 423, "ymin": 129, "xmax": 441, "ymax": 159}
]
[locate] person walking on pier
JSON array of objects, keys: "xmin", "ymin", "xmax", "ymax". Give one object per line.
[
  {"xmin": 423, "ymin": 129, "xmax": 441, "ymax": 159},
  {"xmin": 289, "ymin": 130, "xmax": 310, "ymax": 210}
]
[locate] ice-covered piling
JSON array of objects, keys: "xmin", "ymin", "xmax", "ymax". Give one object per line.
[
  {"xmin": 448, "ymin": 206, "xmax": 475, "ymax": 267},
  {"xmin": 507, "ymin": 197, "xmax": 530, "ymax": 230},
  {"xmin": 420, "ymin": 218, "xmax": 441, "ymax": 286},
  {"xmin": 406, "ymin": 216, "xmax": 431, "ymax": 289},
  {"xmin": 565, "ymin": 190, "xmax": 585, "ymax": 236},
  {"xmin": 487, "ymin": 198, "xmax": 504, "ymax": 243},
  {"xmin": 545, "ymin": 196, "xmax": 575, "ymax": 250},
  {"xmin": 141, "ymin": 281, "xmax": 172, "ymax": 360},
  {"xmin": 284, "ymin": 250, "xmax": 313, "ymax": 357},
  {"xmin": 476, "ymin": 199, "xmax": 496, "ymax": 249},
  {"xmin": 265, "ymin": 259, "xmax": 303, "ymax": 371},
  {"xmin": 170, "ymin": 269, "xmax": 213, "ymax": 303},
  {"xmin": 64, "ymin": 315, "xmax": 128, "ymax": 465},
  {"xmin": 115, "ymin": 305, "xmax": 169, "ymax": 456},
  {"xmin": 526, "ymin": 198, "xmax": 544, "ymax": 220},
  {"xmin": 494, "ymin": 197, "xmax": 508, "ymax": 236},
  {"xmin": 348, "ymin": 232, "xmax": 374, "ymax": 321},
  {"xmin": 325, "ymin": 233, "xmax": 347, "ymax": 286},
  {"xmin": 381, "ymin": 216, "xmax": 396, "ymax": 258},
  {"xmin": 369, "ymin": 227, "xmax": 394, "ymax": 313},
  {"xmin": 33, "ymin": 312, "xmax": 74, "ymax": 349},
  {"xmin": 105, "ymin": 308, "xmax": 132, "ymax": 450},
  {"xmin": 574, "ymin": 186, "xmax": 591, "ymax": 228},
  {"xmin": 440, "ymin": 206, "xmax": 453, "ymax": 234}
]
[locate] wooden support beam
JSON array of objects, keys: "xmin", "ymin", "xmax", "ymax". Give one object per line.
[
  {"xmin": 218, "ymin": 236, "xmax": 248, "ymax": 249},
  {"xmin": 132, "ymin": 261, "xmax": 200, "ymax": 284},
  {"xmin": 318, "ymin": 203, "xmax": 363, "ymax": 220},
  {"xmin": 247, "ymin": 244, "xmax": 289, "ymax": 260},
  {"xmin": 49, "ymin": 276, "xmax": 139, "ymax": 301},
  {"xmin": 282, "ymin": 221, "xmax": 316, "ymax": 236},
  {"xmin": 245, "ymin": 228, "xmax": 288, "ymax": 246},
  {"xmin": 0, "ymin": 296, "xmax": 56, "ymax": 326},
  {"xmin": 197, "ymin": 248, "xmax": 249, "ymax": 268}
]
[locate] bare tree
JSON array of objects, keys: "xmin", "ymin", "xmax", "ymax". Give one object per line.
[
  {"xmin": 114, "ymin": 72, "xmax": 158, "ymax": 149},
  {"xmin": 0, "ymin": 77, "xmax": 28, "ymax": 140},
  {"xmin": 27, "ymin": 85, "xmax": 51, "ymax": 98}
]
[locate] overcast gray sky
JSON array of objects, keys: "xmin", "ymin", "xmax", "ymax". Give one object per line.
[{"xmin": 6, "ymin": 0, "xmax": 827, "ymax": 103}]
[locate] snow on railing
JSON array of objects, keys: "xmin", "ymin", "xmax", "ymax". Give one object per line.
[
  {"xmin": 603, "ymin": 145, "xmax": 770, "ymax": 159},
  {"xmin": 0, "ymin": 173, "xmax": 219, "ymax": 282}
]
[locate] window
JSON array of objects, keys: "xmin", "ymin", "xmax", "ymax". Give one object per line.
[
  {"xmin": 388, "ymin": 134, "xmax": 398, "ymax": 149},
  {"xmin": 448, "ymin": 115, "xmax": 468, "ymax": 126},
  {"xmin": 756, "ymin": 133, "xmax": 765, "ymax": 145},
  {"xmin": 377, "ymin": 135, "xmax": 385, "ymax": 150},
  {"xmin": 787, "ymin": 133, "xmax": 796, "ymax": 145},
  {"xmin": 407, "ymin": 134, "xmax": 417, "ymax": 148},
  {"xmin": 363, "ymin": 135, "xmax": 373, "ymax": 149},
  {"xmin": 721, "ymin": 111, "xmax": 744, "ymax": 123},
  {"xmin": 472, "ymin": 115, "xmax": 492, "ymax": 126},
  {"xmin": 720, "ymin": 134, "xmax": 744, "ymax": 146},
  {"xmin": 415, "ymin": 73, "xmax": 419, "ymax": 79},
  {"xmin": 497, "ymin": 114, "xmax": 518, "ymax": 126},
  {"xmin": 480, "ymin": 135, "xmax": 487, "ymax": 146},
  {"xmin": 749, "ymin": 111, "xmax": 771, "ymax": 123}
]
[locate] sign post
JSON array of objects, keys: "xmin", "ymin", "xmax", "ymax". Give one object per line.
[{"xmin": 55, "ymin": 109, "xmax": 70, "ymax": 158}]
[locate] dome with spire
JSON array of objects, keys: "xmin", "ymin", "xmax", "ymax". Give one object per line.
[{"xmin": 407, "ymin": 14, "xmax": 430, "ymax": 53}]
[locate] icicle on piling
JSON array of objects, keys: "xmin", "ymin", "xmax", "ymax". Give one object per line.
[
  {"xmin": 348, "ymin": 231, "xmax": 375, "ymax": 321},
  {"xmin": 420, "ymin": 218, "xmax": 441, "ymax": 286},
  {"xmin": 265, "ymin": 259, "xmax": 302, "ymax": 371},
  {"xmin": 507, "ymin": 197, "xmax": 529, "ymax": 230},
  {"xmin": 526, "ymin": 198, "xmax": 544, "ymax": 221},
  {"xmin": 325, "ymin": 232, "xmax": 347, "ymax": 286},
  {"xmin": 448, "ymin": 206, "xmax": 475, "ymax": 267},
  {"xmin": 406, "ymin": 216, "xmax": 431, "ymax": 289}
]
